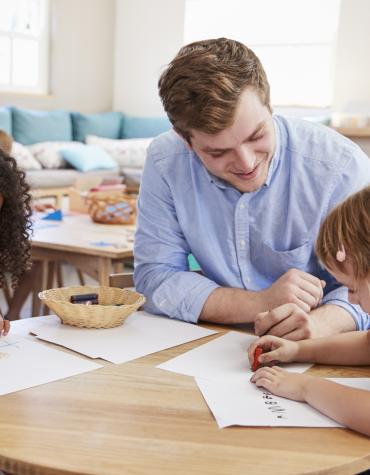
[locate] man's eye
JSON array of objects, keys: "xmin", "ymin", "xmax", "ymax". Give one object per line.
[
  {"xmin": 250, "ymin": 134, "xmax": 263, "ymax": 142},
  {"xmin": 209, "ymin": 152, "xmax": 225, "ymax": 158}
]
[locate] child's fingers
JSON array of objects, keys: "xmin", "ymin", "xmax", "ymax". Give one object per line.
[
  {"xmin": 3, "ymin": 319, "xmax": 10, "ymax": 335},
  {"xmin": 258, "ymin": 348, "xmax": 284, "ymax": 364}
]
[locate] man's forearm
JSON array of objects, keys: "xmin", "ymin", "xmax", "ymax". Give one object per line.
[
  {"xmin": 199, "ymin": 287, "xmax": 266, "ymax": 324},
  {"xmin": 308, "ymin": 304, "xmax": 356, "ymax": 338}
]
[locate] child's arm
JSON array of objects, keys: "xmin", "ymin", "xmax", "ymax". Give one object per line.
[
  {"xmin": 251, "ymin": 367, "xmax": 370, "ymax": 436},
  {"xmin": 296, "ymin": 330, "xmax": 370, "ymax": 365},
  {"xmin": 249, "ymin": 331, "xmax": 370, "ymax": 367}
]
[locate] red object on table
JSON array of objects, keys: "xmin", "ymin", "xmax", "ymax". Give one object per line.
[{"xmin": 252, "ymin": 346, "xmax": 263, "ymax": 372}]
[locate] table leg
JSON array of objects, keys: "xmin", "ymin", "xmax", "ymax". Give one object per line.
[{"xmin": 98, "ymin": 257, "xmax": 112, "ymax": 286}]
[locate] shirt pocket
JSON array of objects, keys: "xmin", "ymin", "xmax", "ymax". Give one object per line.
[{"xmin": 249, "ymin": 226, "xmax": 312, "ymax": 280}]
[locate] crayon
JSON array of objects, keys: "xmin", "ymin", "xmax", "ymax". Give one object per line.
[{"xmin": 252, "ymin": 346, "xmax": 263, "ymax": 372}]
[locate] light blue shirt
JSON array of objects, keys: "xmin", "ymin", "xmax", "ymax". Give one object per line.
[{"xmin": 134, "ymin": 115, "xmax": 370, "ymax": 329}]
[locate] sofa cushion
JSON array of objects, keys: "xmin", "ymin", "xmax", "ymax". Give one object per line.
[
  {"xmin": 12, "ymin": 107, "xmax": 72, "ymax": 145},
  {"xmin": 121, "ymin": 114, "xmax": 171, "ymax": 139},
  {"xmin": 71, "ymin": 112, "xmax": 122, "ymax": 142},
  {"xmin": 12, "ymin": 142, "xmax": 42, "ymax": 170},
  {"xmin": 0, "ymin": 107, "xmax": 12, "ymax": 134},
  {"xmin": 28, "ymin": 141, "xmax": 83, "ymax": 169},
  {"xmin": 26, "ymin": 168, "xmax": 120, "ymax": 189},
  {"xmin": 86, "ymin": 135, "xmax": 152, "ymax": 168},
  {"xmin": 60, "ymin": 145, "xmax": 118, "ymax": 172}
]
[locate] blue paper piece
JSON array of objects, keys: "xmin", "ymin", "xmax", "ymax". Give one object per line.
[{"xmin": 41, "ymin": 209, "xmax": 63, "ymax": 221}]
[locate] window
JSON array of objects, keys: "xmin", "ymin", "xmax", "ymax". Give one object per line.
[
  {"xmin": 0, "ymin": 0, "xmax": 49, "ymax": 94},
  {"xmin": 184, "ymin": 0, "xmax": 341, "ymax": 107}
]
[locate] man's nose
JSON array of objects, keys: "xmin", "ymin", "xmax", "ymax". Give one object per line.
[{"xmin": 235, "ymin": 145, "xmax": 255, "ymax": 171}]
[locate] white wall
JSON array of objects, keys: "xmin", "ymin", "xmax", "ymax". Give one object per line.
[
  {"xmin": 113, "ymin": 0, "xmax": 186, "ymax": 116},
  {"xmin": 0, "ymin": 0, "xmax": 115, "ymax": 112},
  {"xmin": 333, "ymin": 0, "xmax": 370, "ymax": 115}
]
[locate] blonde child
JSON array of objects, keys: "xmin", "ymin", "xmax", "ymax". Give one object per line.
[{"xmin": 248, "ymin": 185, "xmax": 370, "ymax": 436}]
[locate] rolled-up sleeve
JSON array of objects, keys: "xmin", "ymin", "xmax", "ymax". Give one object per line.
[{"xmin": 134, "ymin": 147, "xmax": 219, "ymax": 322}]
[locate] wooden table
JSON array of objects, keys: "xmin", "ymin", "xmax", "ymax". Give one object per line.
[
  {"xmin": 1, "ymin": 318, "xmax": 370, "ymax": 475},
  {"xmin": 32, "ymin": 213, "xmax": 135, "ymax": 286}
]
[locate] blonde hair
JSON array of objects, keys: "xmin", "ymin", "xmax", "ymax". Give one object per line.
[
  {"xmin": 0, "ymin": 130, "xmax": 13, "ymax": 155},
  {"xmin": 158, "ymin": 37, "xmax": 271, "ymax": 143},
  {"xmin": 316, "ymin": 186, "xmax": 370, "ymax": 281}
]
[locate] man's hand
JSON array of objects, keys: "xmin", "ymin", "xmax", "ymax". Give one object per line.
[
  {"xmin": 261, "ymin": 269, "xmax": 326, "ymax": 313},
  {"xmin": 255, "ymin": 303, "xmax": 316, "ymax": 340},
  {"xmin": 248, "ymin": 335, "xmax": 300, "ymax": 366}
]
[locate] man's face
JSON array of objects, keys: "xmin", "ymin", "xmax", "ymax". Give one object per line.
[{"xmin": 189, "ymin": 88, "xmax": 275, "ymax": 193}]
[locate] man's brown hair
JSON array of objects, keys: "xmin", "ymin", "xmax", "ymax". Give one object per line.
[
  {"xmin": 158, "ymin": 37, "xmax": 271, "ymax": 142},
  {"xmin": 316, "ymin": 186, "xmax": 370, "ymax": 281},
  {"xmin": 0, "ymin": 129, "xmax": 13, "ymax": 155}
]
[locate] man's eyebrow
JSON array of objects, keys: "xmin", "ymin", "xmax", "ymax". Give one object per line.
[{"xmin": 201, "ymin": 122, "xmax": 266, "ymax": 153}]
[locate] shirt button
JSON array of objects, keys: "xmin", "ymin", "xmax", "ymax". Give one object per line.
[
  {"xmin": 245, "ymin": 276, "xmax": 251, "ymax": 283},
  {"xmin": 240, "ymin": 239, "xmax": 246, "ymax": 248},
  {"xmin": 240, "ymin": 203, "xmax": 245, "ymax": 209}
]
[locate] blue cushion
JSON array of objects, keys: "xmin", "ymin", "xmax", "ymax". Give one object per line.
[
  {"xmin": 12, "ymin": 107, "xmax": 72, "ymax": 145},
  {"xmin": 121, "ymin": 114, "xmax": 171, "ymax": 139},
  {"xmin": 60, "ymin": 145, "xmax": 117, "ymax": 172},
  {"xmin": 0, "ymin": 107, "xmax": 12, "ymax": 134},
  {"xmin": 72, "ymin": 112, "xmax": 122, "ymax": 142}
]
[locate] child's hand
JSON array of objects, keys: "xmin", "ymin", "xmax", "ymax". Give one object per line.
[
  {"xmin": 0, "ymin": 315, "xmax": 10, "ymax": 336},
  {"xmin": 248, "ymin": 335, "xmax": 300, "ymax": 367},
  {"xmin": 250, "ymin": 366, "xmax": 313, "ymax": 402}
]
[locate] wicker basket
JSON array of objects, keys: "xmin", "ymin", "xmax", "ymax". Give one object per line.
[
  {"xmin": 86, "ymin": 190, "xmax": 136, "ymax": 225},
  {"xmin": 38, "ymin": 286, "xmax": 146, "ymax": 329}
]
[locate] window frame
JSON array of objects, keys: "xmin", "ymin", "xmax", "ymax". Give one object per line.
[{"xmin": 0, "ymin": 0, "xmax": 50, "ymax": 95}]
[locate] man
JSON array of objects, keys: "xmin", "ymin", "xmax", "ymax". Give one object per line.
[{"xmin": 134, "ymin": 38, "xmax": 370, "ymax": 339}]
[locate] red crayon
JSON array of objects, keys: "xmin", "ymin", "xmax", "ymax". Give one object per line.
[{"xmin": 252, "ymin": 346, "xmax": 263, "ymax": 372}]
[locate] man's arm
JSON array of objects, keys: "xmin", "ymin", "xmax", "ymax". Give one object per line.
[{"xmin": 200, "ymin": 268, "xmax": 325, "ymax": 325}]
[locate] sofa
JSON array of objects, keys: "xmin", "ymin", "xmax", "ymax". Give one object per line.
[{"xmin": 0, "ymin": 106, "xmax": 171, "ymax": 198}]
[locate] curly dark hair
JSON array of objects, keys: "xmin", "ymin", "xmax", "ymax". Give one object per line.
[{"xmin": 0, "ymin": 149, "xmax": 33, "ymax": 288}]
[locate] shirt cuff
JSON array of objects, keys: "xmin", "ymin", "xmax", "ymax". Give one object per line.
[{"xmin": 152, "ymin": 272, "xmax": 220, "ymax": 323}]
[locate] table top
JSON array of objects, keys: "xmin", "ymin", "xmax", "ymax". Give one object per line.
[
  {"xmin": 1, "ymin": 317, "xmax": 370, "ymax": 475},
  {"xmin": 32, "ymin": 213, "xmax": 135, "ymax": 258}
]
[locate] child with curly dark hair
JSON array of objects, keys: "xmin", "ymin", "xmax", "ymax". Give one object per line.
[{"xmin": 0, "ymin": 146, "xmax": 33, "ymax": 335}]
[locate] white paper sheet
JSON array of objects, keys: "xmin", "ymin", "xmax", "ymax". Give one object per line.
[
  {"xmin": 0, "ymin": 335, "xmax": 102, "ymax": 395},
  {"xmin": 196, "ymin": 377, "xmax": 370, "ymax": 428},
  {"xmin": 33, "ymin": 311, "xmax": 218, "ymax": 364},
  {"xmin": 158, "ymin": 331, "xmax": 311, "ymax": 383}
]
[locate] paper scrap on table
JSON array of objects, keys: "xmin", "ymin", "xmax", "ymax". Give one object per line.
[
  {"xmin": 32, "ymin": 311, "xmax": 218, "ymax": 364},
  {"xmin": 158, "ymin": 331, "xmax": 311, "ymax": 383},
  {"xmin": 196, "ymin": 377, "xmax": 370, "ymax": 428},
  {"xmin": 0, "ymin": 335, "xmax": 102, "ymax": 396}
]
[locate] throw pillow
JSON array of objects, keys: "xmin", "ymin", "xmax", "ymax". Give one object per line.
[
  {"xmin": 71, "ymin": 112, "xmax": 122, "ymax": 142},
  {"xmin": 60, "ymin": 145, "xmax": 118, "ymax": 172},
  {"xmin": 28, "ymin": 141, "xmax": 83, "ymax": 169},
  {"xmin": 86, "ymin": 135, "xmax": 152, "ymax": 168},
  {"xmin": 12, "ymin": 107, "xmax": 72, "ymax": 145},
  {"xmin": 11, "ymin": 142, "xmax": 42, "ymax": 170},
  {"xmin": 0, "ymin": 107, "xmax": 12, "ymax": 134},
  {"xmin": 121, "ymin": 114, "xmax": 171, "ymax": 139}
]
